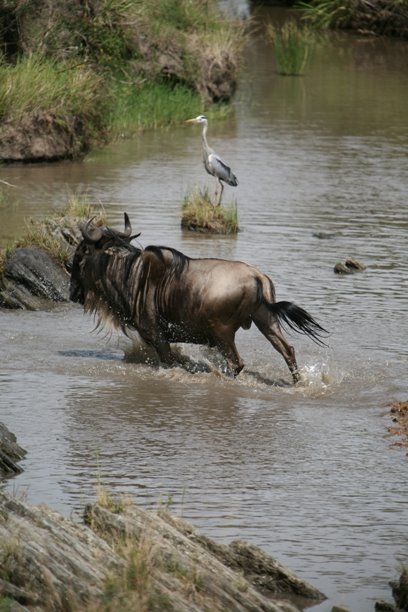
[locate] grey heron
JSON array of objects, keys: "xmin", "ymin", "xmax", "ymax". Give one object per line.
[{"xmin": 185, "ymin": 115, "xmax": 238, "ymax": 206}]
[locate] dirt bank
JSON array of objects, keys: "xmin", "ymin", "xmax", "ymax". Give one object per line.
[{"xmin": 388, "ymin": 400, "xmax": 408, "ymax": 451}]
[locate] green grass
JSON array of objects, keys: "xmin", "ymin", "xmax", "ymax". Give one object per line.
[
  {"xmin": 132, "ymin": 0, "xmax": 230, "ymax": 35},
  {"xmin": 297, "ymin": 0, "xmax": 356, "ymax": 30},
  {"xmin": 267, "ymin": 20, "xmax": 314, "ymax": 76},
  {"xmin": 181, "ymin": 187, "xmax": 239, "ymax": 234},
  {"xmin": 109, "ymin": 81, "xmax": 203, "ymax": 135},
  {"xmin": 0, "ymin": 54, "xmax": 107, "ymax": 128}
]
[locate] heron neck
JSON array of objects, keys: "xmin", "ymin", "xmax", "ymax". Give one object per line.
[{"xmin": 201, "ymin": 121, "xmax": 210, "ymax": 153}]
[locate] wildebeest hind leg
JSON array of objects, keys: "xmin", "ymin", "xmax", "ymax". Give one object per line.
[
  {"xmin": 253, "ymin": 312, "xmax": 300, "ymax": 383},
  {"xmin": 214, "ymin": 333, "xmax": 244, "ymax": 377}
]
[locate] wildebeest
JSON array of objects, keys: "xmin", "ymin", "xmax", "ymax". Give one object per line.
[{"xmin": 70, "ymin": 213, "xmax": 327, "ymax": 383}]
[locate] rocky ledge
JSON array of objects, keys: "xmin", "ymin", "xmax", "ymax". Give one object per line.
[
  {"xmin": 0, "ymin": 423, "xmax": 26, "ymax": 478},
  {"xmin": 0, "ymin": 488, "xmax": 326, "ymax": 612},
  {"xmin": 0, "ymin": 215, "xmax": 81, "ymax": 309}
]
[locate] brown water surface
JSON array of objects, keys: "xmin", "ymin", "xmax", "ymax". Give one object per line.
[{"xmin": 1, "ymin": 8, "xmax": 407, "ymax": 611}]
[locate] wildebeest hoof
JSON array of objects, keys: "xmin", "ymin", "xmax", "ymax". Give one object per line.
[{"xmin": 334, "ymin": 258, "xmax": 366, "ymax": 275}]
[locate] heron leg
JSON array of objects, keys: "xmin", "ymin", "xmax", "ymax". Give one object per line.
[{"xmin": 214, "ymin": 179, "xmax": 224, "ymax": 206}]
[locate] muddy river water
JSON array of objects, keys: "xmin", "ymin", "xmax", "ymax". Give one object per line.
[{"xmin": 1, "ymin": 7, "xmax": 407, "ymax": 611}]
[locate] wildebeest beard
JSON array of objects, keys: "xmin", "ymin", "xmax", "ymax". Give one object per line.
[{"xmin": 70, "ymin": 213, "xmax": 328, "ymax": 383}]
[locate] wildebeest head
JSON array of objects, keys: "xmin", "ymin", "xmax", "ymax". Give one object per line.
[{"xmin": 69, "ymin": 212, "xmax": 140, "ymax": 304}]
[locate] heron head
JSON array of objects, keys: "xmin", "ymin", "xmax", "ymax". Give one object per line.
[{"xmin": 185, "ymin": 115, "xmax": 208, "ymax": 125}]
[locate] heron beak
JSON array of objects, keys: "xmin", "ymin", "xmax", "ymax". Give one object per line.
[{"xmin": 185, "ymin": 118, "xmax": 197, "ymax": 124}]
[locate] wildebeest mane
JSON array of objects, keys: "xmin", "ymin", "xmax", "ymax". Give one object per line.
[
  {"xmin": 83, "ymin": 247, "xmax": 140, "ymax": 334},
  {"xmin": 82, "ymin": 244, "xmax": 190, "ymax": 336}
]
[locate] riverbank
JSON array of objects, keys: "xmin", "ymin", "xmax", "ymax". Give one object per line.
[
  {"xmin": 0, "ymin": 485, "xmax": 326, "ymax": 611},
  {"xmin": 0, "ymin": 0, "xmax": 245, "ymax": 162},
  {"xmin": 388, "ymin": 401, "xmax": 408, "ymax": 451},
  {"xmin": 1, "ymin": 417, "xmax": 407, "ymax": 611},
  {"xmin": 0, "ymin": 422, "xmax": 325, "ymax": 612}
]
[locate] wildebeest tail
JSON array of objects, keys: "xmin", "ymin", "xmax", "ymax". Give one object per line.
[{"xmin": 266, "ymin": 300, "xmax": 328, "ymax": 346}]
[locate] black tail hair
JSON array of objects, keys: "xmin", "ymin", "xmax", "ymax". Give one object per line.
[{"xmin": 267, "ymin": 300, "xmax": 329, "ymax": 346}]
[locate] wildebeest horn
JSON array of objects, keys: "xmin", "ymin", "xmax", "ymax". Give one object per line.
[
  {"xmin": 106, "ymin": 212, "xmax": 133, "ymax": 239},
  {"xmin": 81, "ymin": 217, "xmax": 104, "ymax": 243},
  {"xmin": 123, "ymin": 212, "xmax": 132, "ymax": 236}
]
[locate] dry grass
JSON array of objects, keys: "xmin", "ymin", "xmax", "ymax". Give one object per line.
[
  {"xmin": 181, "ymin": 187, "xmax": 239, "ymax": 234},
  {"xmin": 389, "ymin": 400, "xmax": 408, "ymax": 449},
  {"xmin": 0, "ymin": 196, "xmax": 105, "ymax": 277},
  {"xmin": 84, "ymin": 486, "xmax": 162, "ymax": 612}
]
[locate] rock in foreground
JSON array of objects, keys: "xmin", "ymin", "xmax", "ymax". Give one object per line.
[
  {"xmin": 0, "ymin": 424, "xmax": 26, "ymax": 477},
  {"xmin": 0, "ymin": 491, "xmax": 325, "ymax": 611}
]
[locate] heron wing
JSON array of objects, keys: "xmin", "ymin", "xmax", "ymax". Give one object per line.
[{"xmin": 207, "ymin": 152, "xmax": 238, "ymax": 186}]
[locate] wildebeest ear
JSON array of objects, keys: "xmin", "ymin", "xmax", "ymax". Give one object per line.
[{"xmin": 81, "ymin": 217, "xmax": 104, "ymax": 243}]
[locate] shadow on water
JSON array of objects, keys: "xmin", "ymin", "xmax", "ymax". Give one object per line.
[
  {"xmin": 59, "ymin": 349, "xmax": 123, "ymax": 361},
  {"xmin": 60, "ymin": 346, "xmax": 291, "ymax": 387}
]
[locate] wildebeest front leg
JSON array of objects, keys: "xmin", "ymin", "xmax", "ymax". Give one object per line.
[
  {"xmin": 154, "ymin": 340, "xmax": 177, "ymax": 366},
  {"xmin": 138, "ymin": 326, "xmax": 177, "ymax": 368},
  {"xmin": 253, "ymin": 309, "xmax": 300, "ymax": 384}
]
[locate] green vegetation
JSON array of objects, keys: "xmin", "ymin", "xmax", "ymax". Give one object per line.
[
  {"xmin": 298, "ymin": 0, "xmax": 355, "ymax": 30},
  {"xmin": 267, "ymin": 20, "xmax": 314, "ymax": 76},
  {"xmin": 298, "ymin": 0, "xmax": 408, "ymax": 38},
  {"xmin": 109, "ymin": 81, "xmax": 203, "ymax": 136},
  {"xmin": 181, "ymin": 187, "xmax": 239, "ymax": 234},
  {"xmin": 0, "ymin": 54, "xmax": 106, "ymax": 125}
]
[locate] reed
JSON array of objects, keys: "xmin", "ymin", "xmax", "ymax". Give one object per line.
[
  {"xmin": 298, "ymin": 0, "xmax": 356, "ymax": 30},
  {"xmin": 267, "ymin": 20, "xmax": 314, "ymax": 76},
  {"xmin": 181, "ymin": 188, "xmax": 239, "ymax": 234}
]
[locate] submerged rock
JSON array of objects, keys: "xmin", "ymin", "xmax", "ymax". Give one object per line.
[{"xmin": 334, "ymin": 258, "xmax": 366, "ymax": 275}]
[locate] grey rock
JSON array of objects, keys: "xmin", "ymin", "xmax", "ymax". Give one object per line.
[{"xmin": 0, "ymin": 246, "xmax": 70, "ymax": 309}]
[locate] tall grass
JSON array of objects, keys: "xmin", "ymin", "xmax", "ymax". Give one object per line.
[
  {"xmin": 267, "ymin": 21, "xmax": 314, "ymax": 76},
  {"xmin": 109, "ymin": 81, "xmax": 203, "ymax": 135},
  {"xmin": 132, "ymin": 0, "xmax": 227, "ymax": 34},
  {"xmin": 298, "ymin": 0, "xmax": 355, "ymax": 30},
  {"xmin": 0, "ymin": 54, "xmax": 107, "ymax": 127}
]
